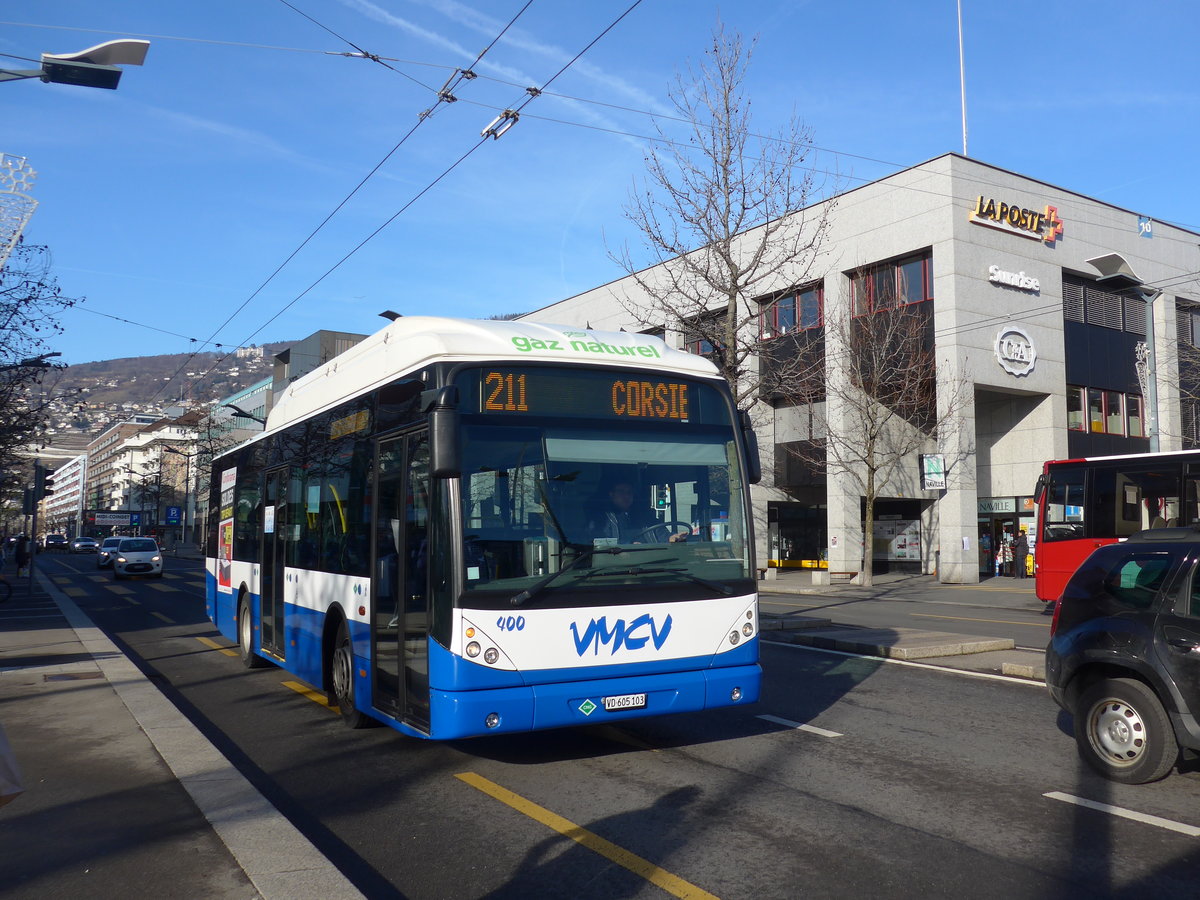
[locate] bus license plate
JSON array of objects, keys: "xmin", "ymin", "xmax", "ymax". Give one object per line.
[{"xmin": 603, "ymin": 693, "xmax": 646, "ymax": 711}]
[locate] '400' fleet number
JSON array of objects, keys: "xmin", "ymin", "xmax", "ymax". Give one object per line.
[{"xmin": 496, "ymin": 615, "xmax": 526, "ymax": 632}]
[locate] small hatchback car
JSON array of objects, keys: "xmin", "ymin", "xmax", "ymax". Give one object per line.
[
  {"xmin": 112, "ymin": 537, "xmax": 163, "ymax": 579},
  {"xmin": 1046, "ymin": 527, "xmax": 1200, "ymax": 783},
  {"xmin": 97, "ymin": 537, "xmax": 122, "ymax": 569}
]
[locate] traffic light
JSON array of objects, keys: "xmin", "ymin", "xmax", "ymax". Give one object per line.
[
  {"xmin": 33, "ymin": 464, "xmax": 55, "ymax": 501},
  {"xmin": 654, "ymin": 485, "xmax": 671, "ymax": 510}
]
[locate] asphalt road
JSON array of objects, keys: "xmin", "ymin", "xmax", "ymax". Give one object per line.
[
  {"xmin": 34, "ymin": 554, "xmax": 1200, "ymax": 898},
  {"xmin": 760, "ymin": 586, "xmax": 1054, "ymax": 649}
]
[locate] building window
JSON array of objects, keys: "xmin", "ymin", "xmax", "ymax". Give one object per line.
[
  {"xmin": 1067, "ymin": 386, "xmax": 1085, "ymax": 431},
  {"xmin": 1128, "ymin": 395, "xmax": 1144, "ymax": 438},
  {"xmin": 1073, "ymin": 384, "xmax": 1141, "ymax": 436},
  {"xmin": 760, "ymin": 283, "xmax": 823, "ymax": 338},
  {"xmin": 1062, "ymin": 273, "xmax": 1146, "ymax": 335},
  {"xmin": 850, "ymin": 251, "xmax": 933, "ymax": 316}
]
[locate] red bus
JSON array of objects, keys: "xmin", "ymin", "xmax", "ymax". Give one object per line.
[{"xmin": 1033, "ymin": 449, "xmax": 1200, "ymax": 602}]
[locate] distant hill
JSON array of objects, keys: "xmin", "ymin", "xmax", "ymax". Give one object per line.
[{"xmin": 32, "ymin": 342, "xmax": 294, "ymax": 452}]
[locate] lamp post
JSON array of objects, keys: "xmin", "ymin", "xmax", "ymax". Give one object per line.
[
  {"xmin": 1, "ymin": 39, "xmax": 149, "ymax": 90},
  {"xmin": 223, "ymin": 403, "xmax": 266, "ymax": 426},
  {"xmin": 163, "ymin": 447, "xmax": 197, "ymax": 546},
  {"xmin": 119, "ymin": 464, "xmax": 149, "ymax": 536},
  {"xmin": 1087, "ymin": 254, "xmax": 1161, "ymax": 453}
]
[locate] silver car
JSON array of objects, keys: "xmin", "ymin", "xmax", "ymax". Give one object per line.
[
  {"xmin": 97, "ymin": 537, "xmax": 123, "ymax": 569},
  {"xmin": 112, "ymin": 538, "xmax": 163, "ymax": 579}
]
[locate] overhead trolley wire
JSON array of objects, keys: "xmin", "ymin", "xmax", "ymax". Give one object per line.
[
  {"xmin": 146, "ymin": 0, "xmax": 537, "ymax": 405},
  {"xmin": 192, "ymin": 0, "xmax": 646, "ymax": 399}
]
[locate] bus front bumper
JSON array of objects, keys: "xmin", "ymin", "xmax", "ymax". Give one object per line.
[{"xmin": 427, "ymin": 663, "xmax": 761, "ymax": 740}]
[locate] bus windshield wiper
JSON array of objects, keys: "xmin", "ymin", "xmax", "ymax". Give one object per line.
[
  {"xmin": 583, "ymin": 565, "xmax": 734, "ymax": 595},
  {"xmin": 509, "ymin": 545, "xmax": 663, "ymax": 607}
]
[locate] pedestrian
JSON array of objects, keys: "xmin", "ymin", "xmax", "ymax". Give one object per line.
[
  {"xmin": 14, "ymin": 536, "xmax": 29, "ymax": 578},
  {"xmin": 1013, "ymin": 528, "xmax": 1030, "ymax": 580}
]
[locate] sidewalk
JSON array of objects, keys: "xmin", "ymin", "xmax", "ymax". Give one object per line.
[
  {"xmin": 757, "ymin": 567, "xmax": 1050, "ymax": 681},
  {"xmin": 0, "ymin": 561, "xmax": 364, "ymax": 900}
]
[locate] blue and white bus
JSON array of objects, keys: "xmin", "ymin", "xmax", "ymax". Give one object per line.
[{"xmin": 205, "ymin": 317, "xmax": 761, "ymax": 739}]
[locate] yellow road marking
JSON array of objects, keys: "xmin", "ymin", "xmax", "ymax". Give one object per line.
[
  {"xmin": 150, "ymin": 611, "xmax": 174, "ymax": 624},
  {"xmin": 911, "ymin": 613, "xmax": 1049, "ymax": 628},
  {"xmin": 88, "ymin": 574, "xmax": 109, "ymax": 583},
  {"xmin": 195, "ymin": 636, "xmax": 238, "ymax": 657},
  {"xmin": 63, "ymin": 587, "xmax": 87, "ymax": 597},
  {"xmin": 455, "ymin": 772, "xmax": 718, "ymax": 900},
  {"xmin": 147, "ymin": 583, "xmax": 174, "ymax": 591},
  {"xmin": 52, "ymin": 576, "xmax": 72, "ymax": 585},
  {"xmin": 283, "ymin": 680, "xmax": 337, "ymax": 711},
  {"xmin": 107, "ymin": 585, "xmax": 133, "ymax": 595}
]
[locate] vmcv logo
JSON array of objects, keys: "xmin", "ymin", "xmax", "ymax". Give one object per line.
[{"xmin": 570, "ymin": 613, "xmax": 674, "ymax": 656}]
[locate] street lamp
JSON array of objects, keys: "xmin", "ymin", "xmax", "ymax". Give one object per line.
[
  {"xmin": 1086, "ymin": 253, "xmax": 1162, "ymax": 453},
  {"xmin": 0, "ymin": 352, "xmax": 62, "ymax": 374},
  {"xmin": 223, "ymin": 403, "xmax": 266, "ymax": 426},
  {"xmin": 163, "ymin": 447, "xmax": 198, "ymax": 546},
  {"xmin": 119, "ymin": 464, "xmax": 150, "ymax": 536},
  {"xmin": 1, "ymin": 39, "xmax": 150, "ymax": 90}
]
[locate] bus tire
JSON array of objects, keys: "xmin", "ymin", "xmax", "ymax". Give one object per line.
[
  {"xmin": 330, "ymin": 618, "xmax": 372, "ymax": 728},
  {"xmin": 238, "ymin": 599, "xmax": 268, "ymax": 670},
  {"xmin": 1075, "ymin": 677, "xmax": 1177, "ymax": 784}
]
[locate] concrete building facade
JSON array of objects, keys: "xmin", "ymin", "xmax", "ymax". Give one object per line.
[{"xmin": 521, "ymin": 154, "xmax": 1200, "ymax": 583}]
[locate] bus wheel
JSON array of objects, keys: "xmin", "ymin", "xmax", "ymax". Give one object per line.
[
  {"xmin": 238, "ymin": 600, "xmax": 268, "ymax": 669},
  {"xmin": 330, "ymin": 619, "xmax": 373, "ymax": 728}
]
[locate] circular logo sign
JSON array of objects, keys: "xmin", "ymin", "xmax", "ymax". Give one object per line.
[{"xmin": 995, "ymin": 326, "xmax": 1036, "ymax": 377}]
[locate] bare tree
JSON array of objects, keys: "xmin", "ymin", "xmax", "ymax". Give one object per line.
[
  {"xmin": 779, "ymin": 283, "xmax": 972, "ymax": 586},
  {"xmin": 611, "ymin": 25, "xmax": 833, "ymax": 409},
  {"xmin": 0, "ymin": 242, "xmax": 79, "ymax": 481}
]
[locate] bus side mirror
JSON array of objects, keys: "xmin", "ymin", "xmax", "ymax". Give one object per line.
[
  {"xmin": 425, "ymin": 386, "xmax": 461, "ymax": 478},
  {"xmin": 740, "ymin": 410, "xmax": 762, "ymax": 485}
]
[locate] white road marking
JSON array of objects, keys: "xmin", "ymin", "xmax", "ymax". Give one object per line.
[
  {"xmin": 1044, "ymin": 791, "xmax": 1200, "ymax": 837},
  {"xmin": 757, "ymin": 713, "xmax": 843, "ymax": 738},
  {"xmin": 765, "ymin": 638, "xmax": 1046, "ymax": 687}
]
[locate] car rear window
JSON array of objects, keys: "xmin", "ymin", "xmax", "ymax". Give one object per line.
[{"xmin": 1104, "ymin": 552, "xmax": 1173, "ymax": 609}]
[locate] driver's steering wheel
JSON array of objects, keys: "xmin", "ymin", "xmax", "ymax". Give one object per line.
[{"xmin": 634, "ymin": 520, "xmax": 692, "ymax": 542}]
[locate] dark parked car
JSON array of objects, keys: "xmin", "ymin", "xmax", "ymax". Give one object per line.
[
  {"xmin": 43, "ymin": 534, "xmax": 69, "ymax": 552},
  {"xmin": 1046, "ymin": 527, "xmax": 1200, "ymax": 783}
]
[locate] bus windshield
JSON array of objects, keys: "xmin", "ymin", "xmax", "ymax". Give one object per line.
[{"xmin": 457, "ymin": 418, "xmax": 751, "ymax": 603}]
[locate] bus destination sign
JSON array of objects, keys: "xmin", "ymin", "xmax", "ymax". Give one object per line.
[{"xmin": 472, "ymin": 368, "xmax": 700, "ymax": 422}]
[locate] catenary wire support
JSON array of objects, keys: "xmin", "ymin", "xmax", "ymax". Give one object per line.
[{"xmin": 481, "ymin": 109, "xmax": 520, "ymax": 140}]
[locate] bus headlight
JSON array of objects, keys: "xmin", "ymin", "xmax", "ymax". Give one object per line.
[
  {"xmin": 466, "ymin": 642, "xmax": 481, "ymax": 658},
  {"xmin": 484, "ymin": 648, "xmax": 499, "ymax": 665},
  {"xmin": 742, "ymin": 623, "xmax": 754, "ymax": 637},
  {"xmin": 731, "ymin": 687, "xmax": 743, "ymax": 701},
  {"xmin": 485, "ymin": 712, "xmax": 501, "ymax": 729},
  {"xmin": 729, "ymin": 631, "xmax": 740, "ymax": 645}
]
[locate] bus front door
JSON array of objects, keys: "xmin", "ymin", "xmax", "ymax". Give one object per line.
[
  {"xmin": 260, "ymin": 466, "xmax": 288, "ymax": 661},
  {"xmin": 371, "ymin": 432, "xmax": 431, "ymax": 730}
]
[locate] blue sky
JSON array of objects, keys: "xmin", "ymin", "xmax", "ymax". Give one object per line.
[{"xmin": 3, "ymin": 1, "xmax": 1198, "ymax": 367}]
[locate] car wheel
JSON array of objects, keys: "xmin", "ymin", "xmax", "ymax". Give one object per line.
[
  {"xmin": 1075, "ymin": 677, "xmax": 1178, "ymax": 784},
  {"xmin": 329, "ymin": 618, "xmax": 373, "ymax": 728},
  {"xmin": 238, "ymin": 600, "xmax": 268, "ymax": 669}
]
